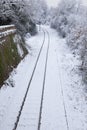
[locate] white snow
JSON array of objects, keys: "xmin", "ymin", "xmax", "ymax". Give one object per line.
[
  {"xmin": 0, "ymin": 39, "xmax": 5, "ymax": 44},
  {"xmin": 17, "ymin": 44, "xmax": 24, "ymax": 58},
  {"xmin": 13, "ymin": 34, "xmax": 25, "ymax": 58},
  {"xmin": 0, "ymin": 25, "xmax": 15, "ymax": 29},
  {"xmin": 0, "ymin": 26, "xmax": 87, "ymax": 130},
  {"xmin": 40, "ymin": 26, "xmax": 67, "ymax": 130},
  {"xmin": 46, "ymin": 0, "xmax": 60, "ymax": 7},
  {"xmin": 16, "ymin": 29, "xmax": 49, "ymax": 130},
  {"xmin": 0, "ymin": 29, "xmax": 16, "ymax": 39}
]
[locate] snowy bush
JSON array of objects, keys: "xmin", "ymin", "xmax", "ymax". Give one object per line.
[
  {"xmin": 51, "ymin": 0, "xmax": 77, "ymax": 37},
  {"xmin": 50, "ymin": 0, "xmax": 87, "ymax": 84}
]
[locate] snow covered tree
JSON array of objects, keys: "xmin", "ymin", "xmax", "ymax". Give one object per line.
[
  {"xmin": 0, "ymin": 0, "xmax": 37, "ymax": 36},
  {"xmin": 0, "ymin": 0, "xmax": 13, "ymax": 25},
  {"xmin": 28, "ymin": 0, "xmax": 48, "ymax": 24},
  {"xmin": 50, "ymin": 0, "xmax": 87, "ymax": 84},
  {"xmin": 51, "ymin": 0, "xmax": 77, "ymax": 37}
]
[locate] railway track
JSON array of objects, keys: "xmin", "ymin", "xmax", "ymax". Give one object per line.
[
  {"xmin": 38, "ymin": 30, "xmax": 50, "ymax": 130},
  {"xmin": 12, "ymin": 29, "xmax": 50, "ymax": 130}
]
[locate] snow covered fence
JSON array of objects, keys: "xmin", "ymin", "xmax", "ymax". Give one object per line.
[
  {"xmin": 0, "ymin": 25, "xmax": 16, "ymax": 42},
  {"xmin": 0, "ymin": 25, "xmax": 15, "ymax": 31}
]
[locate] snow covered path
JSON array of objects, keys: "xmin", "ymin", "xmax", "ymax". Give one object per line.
[{"xmin": 0, "ymin": 26, "xmax": 87, "ymax": 130}]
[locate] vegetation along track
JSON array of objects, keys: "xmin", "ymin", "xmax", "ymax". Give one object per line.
[{"xmin": 12, "ymin": 29, "xmax": 50, "ymax": 130}]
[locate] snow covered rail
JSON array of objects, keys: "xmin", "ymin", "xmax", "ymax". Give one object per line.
[{"xmin": 38, "ymin": 30, "xmax": 50, "ymax": 130}]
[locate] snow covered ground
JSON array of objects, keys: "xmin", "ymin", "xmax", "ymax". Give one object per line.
[
  {"xmin": 0, "ymin": 26, "xmax": 87, "ymax": 130},
  {"xmin": 55, "ymin": 30, "xmax": 87, "ymax": 130}
]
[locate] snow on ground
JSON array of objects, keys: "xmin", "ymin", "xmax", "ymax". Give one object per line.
[
  {"xmin": 16, "ymin": 44, "xmax": 24, "ymax": 58},
  {"xmin": 0, "ymin": 25, "xmax": 87, "ymax": 130},
  {"xmin": 16, "ymin": 29, "xmax": 49, "ymax": 130},
  {"xmin": 55, "ymin": 31, "xmax": 87, "ymax": 129},
  {"xmin": 40, "ymin": 26, "xmax": 67, "ymax": 130},
  {"xmin": 40, "ymin": 26, "xmax": 87, "ymax": 130}
]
